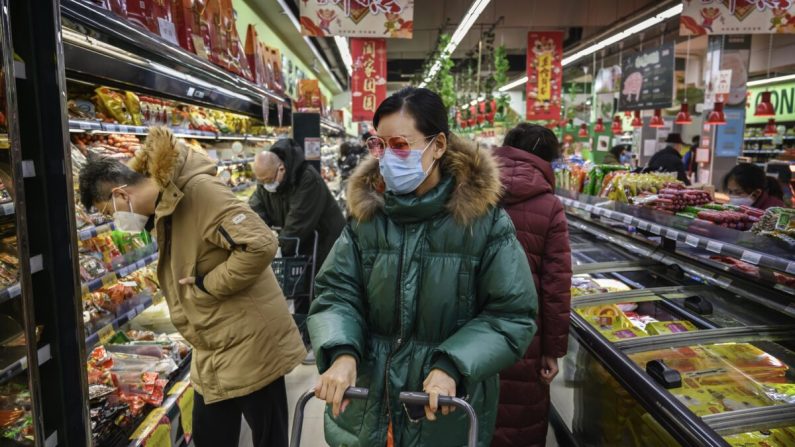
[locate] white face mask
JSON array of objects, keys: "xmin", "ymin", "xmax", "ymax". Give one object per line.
[
  {"xmin": 262, "ymin": 180, "xmax": 280, "ymax": 193},
  {"xmin": 728, "ymin": 195, "xmax": 754, "ymax": 207},
  {"xmin": 112, "ymin": 195, "xmax": 149, "ymax": 233}
]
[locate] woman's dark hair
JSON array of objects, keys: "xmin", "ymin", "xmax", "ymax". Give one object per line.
[
  {"xmin": 503, "ymin": 123, "xmax": 560, "ymax": 162},
  {"xmin": 372, "ymin": 87, "xmax": 450, "ymax": 138},
  {"xmin": 722, "ymin": 163, "xmax": 784, "ymax": 199},
  {"xmin": 608, "ymin": 144, "xmax": 627, "ymax": 162}
]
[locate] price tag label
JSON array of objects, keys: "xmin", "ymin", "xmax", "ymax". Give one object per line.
[
  {"xmin": 8, "ymin": 283, "xmax": 21, "ymax": 297},
  {"xmin": 130, "ymin": 407, "xmax": 168, "ymax": 441},
  {"xmin": 638, "ymin": 221, "xmax": 650, "ymax": 231},
  {"xmin": 666, "ymin": 229, "xmax": 680, "ymax": 240},
  {"xmin": 786, "ymin": 262, "xmax": 795, "ymax": 275},
  {"xmin": 97, "ymin": 324, "xmax": 115, "ymax": 345},
  {"xmin": 191, "ymin": 35, "xmax": 209, "ymax": 60},
  {"xmin": 706, "ymin": 240, "xmax": 724, "ymax": 253},
  {"xmin": 79, "ymin": 121, "xmax": 92, "ymax": 130},
  {"xmin": 741, "ymin": 251, "xmax": 762, "ymax": 265},
  {"xmin": 158, "ymin": 18, "xmax": 179, "ymax": 45},
  {"xmin": 121, "ymin": 281, "xmax": 138, "ymax": 287},
  {"xmin": 144, "ymin": 423, "xmax": 171, "ymax": 447},
  {"xmin": 177, "ymin": 386, "xmax": 194, "ymax": 438},
  {"xmin": 651, "ymin": 225, "xmax": 662, "ymax": 235},
  {"xmin": 101, "ymin": 274, "xmax": 116, "ymax": 287},
  {"xmin": 685, "ymin": 235, "xmax": 699, "ymax": 248},
  {"xmin": 126, "ymin": 309, "xmax": 137, "ymax": 321},
  {"xmin": 713, "ymin": 276, "xmax": 732, "ymax": 289},
  {"xmin": 584, "ymin": 204, "xmax": 594, "ymax": 213},
  {"xmin": 622, "ymin": 215, "xmax": 632, "ymax": 225}
]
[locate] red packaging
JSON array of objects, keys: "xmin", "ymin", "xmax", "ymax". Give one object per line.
[
  {"xmin": 103, "ymin": 0, "xmax": 127, "ymax": 17},
  {"xmin": 245, "ymin": 25, "xmax": 266, "ymax": 85},
  {"xmin": 227, "ymin": 18, "xmax": 252, "ymax": 80},
  {"xmin": 268, "ymin": 46, "xmax": 284, "ymax": 93},
  {"xmin": 170, "ymin": 0, "xmax": 195, "ymax": 53},
  {"xmin": 125, "ymin": 0, "xmax": 174, "ymax": 37}
]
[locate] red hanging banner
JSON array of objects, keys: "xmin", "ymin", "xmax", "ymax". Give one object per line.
[
  {"xmin": 526, "ymin": 31, "xmax": 563, "ymax": 122},
  {"xmin": 351, "ymin": 38, "xmax": 387, "ymax": 122}
]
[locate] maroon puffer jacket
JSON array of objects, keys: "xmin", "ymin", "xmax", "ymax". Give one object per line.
[{"xmin": 492, "ymin": 146, "xmax": 572, "ymax": 447}]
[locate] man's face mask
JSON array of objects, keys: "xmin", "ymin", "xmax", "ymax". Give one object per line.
[{"xmin": 109, "ymin": 185, "xmax": 149, "ymax": 233}]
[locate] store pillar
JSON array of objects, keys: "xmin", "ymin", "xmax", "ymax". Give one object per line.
[{"xmin": 293, "ymin": 112, "xmax": 322, "ymax": 173}]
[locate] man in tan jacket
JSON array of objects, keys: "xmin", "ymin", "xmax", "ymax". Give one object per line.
[{"xmin": 78, "ymin": 127, "xmax": 306, "ymax": 447}]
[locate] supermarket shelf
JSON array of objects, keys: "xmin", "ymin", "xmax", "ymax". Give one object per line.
[
  {"xmin": 68, "ymin": 120, "xmax": 275, "ymax": 142},
  {"xmin": 231, "ymin": 182, "xmax": 254, "ymax": 193},
  {"xmin": 571, "ymin": 285, "xmax": 702, "ymax": 308},
  {"xmin": 0, "ymin": 282, "xmax": 22, "ymax": 305},
  {"xmin": 0, "ymin": 201, "xmax": 14, "ymax": 216},
  {"xmin": 68, "ymin": 119, "xmax": 103, "ymax": 132},
  {"xmin": 61, "ymin": 0, "xmax": 289, "ymax": 121},
  {"xmin": 0, "ymin": 344, "xmax": 51, "ymax": 385},
  {"xmin": 81, "ymin": 252, "xmax": 159, "ymax": 294},
  {"xmin": 557, "ymin": 192, "xmax": 795, "ymax": 277},
  {"xmin": 218, "ymin": 157, "xmax": 254, "ymax": 166},
  {"xmin": 77, "ymin": 222, "xmax": 115, "ymax": 241},
  {"xmin": 704, "ymin": 403, "xmax": 795, "ymax": 436},
  {"xmin": 742, "ymin": 150, "xmax": 784, "ymax": 155},
  {"xmin": 572, "ymin": 259, "xmax": 655, "ymax": 274},
  {"xmin": 128, "ymin": 367, "xmax": 192, "ymax": 447},
  {"xmin": 614, "ymin": 324, "xmax": 795, "ymax": 354},
  {"xmin": 85, "ymin": 294, "xmax": 155, "ymax": 347},
  {"xmin": 744, "ymin": 136, "xmax": 795, "ymax": 141},
  {"xmin": 320, "ymin": 118, "xmax": 345, "ymax": 135}
]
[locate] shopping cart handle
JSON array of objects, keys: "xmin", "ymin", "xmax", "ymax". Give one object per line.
[
  {"xmin": 290, "ymin": 387, "xmax": 369, "ymax": 447},
  {"xmin": 398, "ymin": 392, "xmax": 479, "ymax": 447}
]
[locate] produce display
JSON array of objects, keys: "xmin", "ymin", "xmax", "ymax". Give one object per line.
[
  {"xmin": 0, "ymin": 251, "xmax": 18, "ymax": 287},
  {"xmin": 752, "ymin": 207, "xmax": 795, "ymax": 246},
  {"xmin": 82, "ymin": 265, "xmax": 159, "ymax": 334},
  {"xmin": 72, "ymin": 133, "xmax": 141, "ymax": 161}
]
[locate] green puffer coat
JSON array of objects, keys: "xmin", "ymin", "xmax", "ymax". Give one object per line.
[{"xmin": 308, "ymin": 135, "xmax": 538, "ymax": 447}]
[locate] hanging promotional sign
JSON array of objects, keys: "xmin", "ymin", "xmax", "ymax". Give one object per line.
[
  {"xmin": 594, "ymin": 65, "xmax": 622, "ymax": 94},
  {"xmin": 618, "ymin": 43, "xmax": 675, "ymax": 111},
  {"xmin": 680, "ymin": 0, "xmax": 795, "ymax": 36},
  {"xmin": 703, "ymin": 35, "xmax": 751, "ymax": 109},
  {"xmin": 300, "ymin": 0, "xmax": 414, "ymax": 38},
  {"xmin": 746, "ymin": 81, "xmax": 795, "ymax": 124},
  {"xmin": 526, "ymin": 31, "xmax": 563, "ymax": 121},
  {"xmin": 351, "ymin": 38, "xmax": 387, "ymax": 122},
  {"xmin": 296, "ymin": 79, "xmax": 323, "ymax": 112}
]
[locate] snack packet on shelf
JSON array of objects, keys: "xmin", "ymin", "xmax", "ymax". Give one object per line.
[{"xmin": 645, "ymin": 320, "xmax": 698, "ymax": 336}]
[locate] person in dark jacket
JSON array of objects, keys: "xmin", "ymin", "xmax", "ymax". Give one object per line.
[
  {"xmin": 250, "ymin": 139, "xmax": 345, "ymax": 270},
  {"xmin": 492, "ymin": 124, "xmax": 572, "ymax": 447},
  {"xmin": 723, "ymin": 163, "xmax": 785, "ymax": 210},
  {"xmin": 647, "ymin": 133, "xmax": 690, "ymax": 185},
  {"xmin": 308, "ymin": 87, "xmax": 537, "ymax": 447},
  {"xmin": 603, "ymin": 144, "xmax": 630, "ymax": 165}
]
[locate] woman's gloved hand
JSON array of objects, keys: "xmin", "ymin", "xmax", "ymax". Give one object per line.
[
  {"xmin": 423, "ymin": 369, "xmax": 457, "ymax": 421},
  {"xmin": 315, "ymin": 354, "xmax": 357, "ymax": 417}
]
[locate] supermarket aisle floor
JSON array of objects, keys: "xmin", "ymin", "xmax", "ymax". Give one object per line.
[{"xmin": 241, "ymin": 364, "xmax": 559, "ymax": 447}]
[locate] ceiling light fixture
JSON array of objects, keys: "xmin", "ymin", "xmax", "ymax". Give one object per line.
[
  {"xmin": 334, "ymin": 35, "xmax": 353, "ymax": 77},
  {"xmin": 747, "ymin": 73, "xmax": 795, "ymax": 87},
  {"xmin": 498, "ymin": 3, "xmax": 683, "ymax": 91},
  {"xmin": 419, "ymin": 0, "xmax": 492, "ymax": 87},
  {"xmin": 276, "ymin": 0, "xmax": 343, "ymax": 90}
]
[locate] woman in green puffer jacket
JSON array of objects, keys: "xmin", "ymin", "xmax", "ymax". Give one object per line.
[{"xmin": 308, "ymin": 87, "xmax": 538, "ymax": 447}]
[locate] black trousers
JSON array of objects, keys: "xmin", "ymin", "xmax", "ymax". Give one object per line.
[{"xmin": 193, "ymin": 376, "xmax": 289, "ymax": 447}]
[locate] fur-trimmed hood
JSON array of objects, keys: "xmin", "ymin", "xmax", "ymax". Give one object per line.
[
  {"xmin": 128, "ymin": 126, "xmax": 216, "ymax": 190},
  {"xmin": 346, "ymin": 134, "xmax": 501, "ymax": 225}
]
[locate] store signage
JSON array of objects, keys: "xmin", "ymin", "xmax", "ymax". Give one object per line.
[
  {"xmin": 526, "ymin": 31, "xmax": 563, "ymax": 121},
  {"xmin": 746, "ymin": 81, "xmax": 795, "ymax": 124},
  {"xmin": 594, "ymin": 65, "xmax": 622, "ymax": 94},
  {"xmin": 296, "ymin": 79, "xmax": 323, "ymax": 112},
  {"xmin": 300, "ymin": 0, "xmax": 414, "ymax": 38},
  {"xmin": 618, "ymin": 43, "xmax": 675, "ymax": 111},
  {"xmin": 704, "ymin": 35, "xmax": 751, "ymax": 109},
  {"xmin": 715, "ymin": 106, "xmax": 746, "ymax": 157},
  {"xmin": 680, "ymin": 0, "xmax": 795, "ymax": 35},
  {"xmin": 350, "ymin": 38, "xmax": 387, "ymax": 122}
]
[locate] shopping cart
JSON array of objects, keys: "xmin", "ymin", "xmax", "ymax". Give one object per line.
[
  {"xmin": 290, "ymin": 387, "xmax": 479, "ymax": 447},
  {"xmin": 271, "ymin": 231, "xmax": 318, "ymax": 336}
]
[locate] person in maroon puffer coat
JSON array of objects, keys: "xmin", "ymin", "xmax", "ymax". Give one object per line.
[{"xmin": 492, "ymin": 124, "xmax": 572, "ymax": 447}]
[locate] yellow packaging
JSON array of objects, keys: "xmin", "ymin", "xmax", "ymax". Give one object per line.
[
  {"xmin": 123, "ymin": 91, "xmax": 143, "ymax": 126},
  {"xmin": 645, "ymin": 320, "xmax": 698, "ymax": 335}
]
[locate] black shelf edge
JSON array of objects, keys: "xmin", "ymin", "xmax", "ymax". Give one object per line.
[
  {"xmin": 0, "ymin": 344, "xmax": 52, "ymax": 385},
  {"xmin": 77, "ymin": 222, "xmax": 115, "ymax": 241}
]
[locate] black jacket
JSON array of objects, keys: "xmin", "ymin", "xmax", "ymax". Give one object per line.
[
  {"xmin": 249, "ymin": 139, "xmax": 345, "ymax": 269},
  {"xmin": 647, "ymin": 145, "xmax": 690, "ymax": 185}
]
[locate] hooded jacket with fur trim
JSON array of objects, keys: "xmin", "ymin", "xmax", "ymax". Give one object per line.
[
  {"xmin": 129, "ymin": 127, "xmax": 306, "ymax": 404},
  {"xmin": 307, "ymin": 135, "xmax": 538, "ymax": 447}
]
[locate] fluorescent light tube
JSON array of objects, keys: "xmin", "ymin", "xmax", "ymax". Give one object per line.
[
  {"xmin": 335, "ymin": 36, "xmax": 352, "ymax": 77},
  {"xmin": 747, "ymin": 74, "xmax": 795, "ymax": 87}
]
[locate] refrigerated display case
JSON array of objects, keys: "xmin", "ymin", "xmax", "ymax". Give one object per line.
[{"xmin": 551, "ymin": 190, "xmax": 795, "ymax": 447}]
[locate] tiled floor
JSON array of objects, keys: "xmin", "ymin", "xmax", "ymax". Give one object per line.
[{"xmin": 240, "ymin": 364, "xmax": 559, "ymax": 447}]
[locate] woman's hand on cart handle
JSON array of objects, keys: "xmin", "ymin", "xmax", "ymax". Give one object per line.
[
  {"xmin": 423, "ymin": 369, "xmax": 457, "ymax": 420},
  {"xmin": 315, "ymin": 354, "xmax": 358, "ymax": 417}
]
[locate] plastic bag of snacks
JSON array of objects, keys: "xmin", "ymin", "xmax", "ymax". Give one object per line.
[{"xmin": 94, "ymin": 87, "xmax": 131, "ymax": 124}]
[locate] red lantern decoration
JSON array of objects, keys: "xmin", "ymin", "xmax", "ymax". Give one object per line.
[
  {"xmin": 594, "ymin": 118, "xmax": 605, "ymax": 133},
  {"xmin": 624, "ymin": 110, "xmax": 632, "ymax": 117},
  {"xmin": 578, "ymin": 123, "xmax": 589, "ymax": 138},
  {"xmin": 649, "ymin": 109, "xmax": 665, "ymax": 128},
  {"xmin": 763, "ymin": 118, "xmax": 778, "ymax": 136},
  {"xmin": 674, "ymin": 103, "xmax": 692, "ymax": 124},
  {"xmin": 707, "ymin": 102, "xmax": 727, "ymax": 126},
  {"xmin": 611, "ymin": 115, "xmax": 623, "ymax": 135},
  {"xmin": 754, "ymin": 91, "xmax": 776, "ymax": 117},
  {"xmin": 631, "ymin": 110, "xmax": 643, "ymax": 128}
]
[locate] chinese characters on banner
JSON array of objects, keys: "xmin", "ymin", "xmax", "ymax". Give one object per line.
[
  {"xmin": 300, "ymin": 0, "xmax": 414, "ymax": 38},
  {"xmin": 351, "ymin": 38, "xmax": 387, "ymax": 122},
  {"xmin": 526, "ymin": 32, "xmax": 563, "ymax": 122},
  {"xmin": 680, "ymin": 0, "xmax": 795, "ymax": 35}
]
